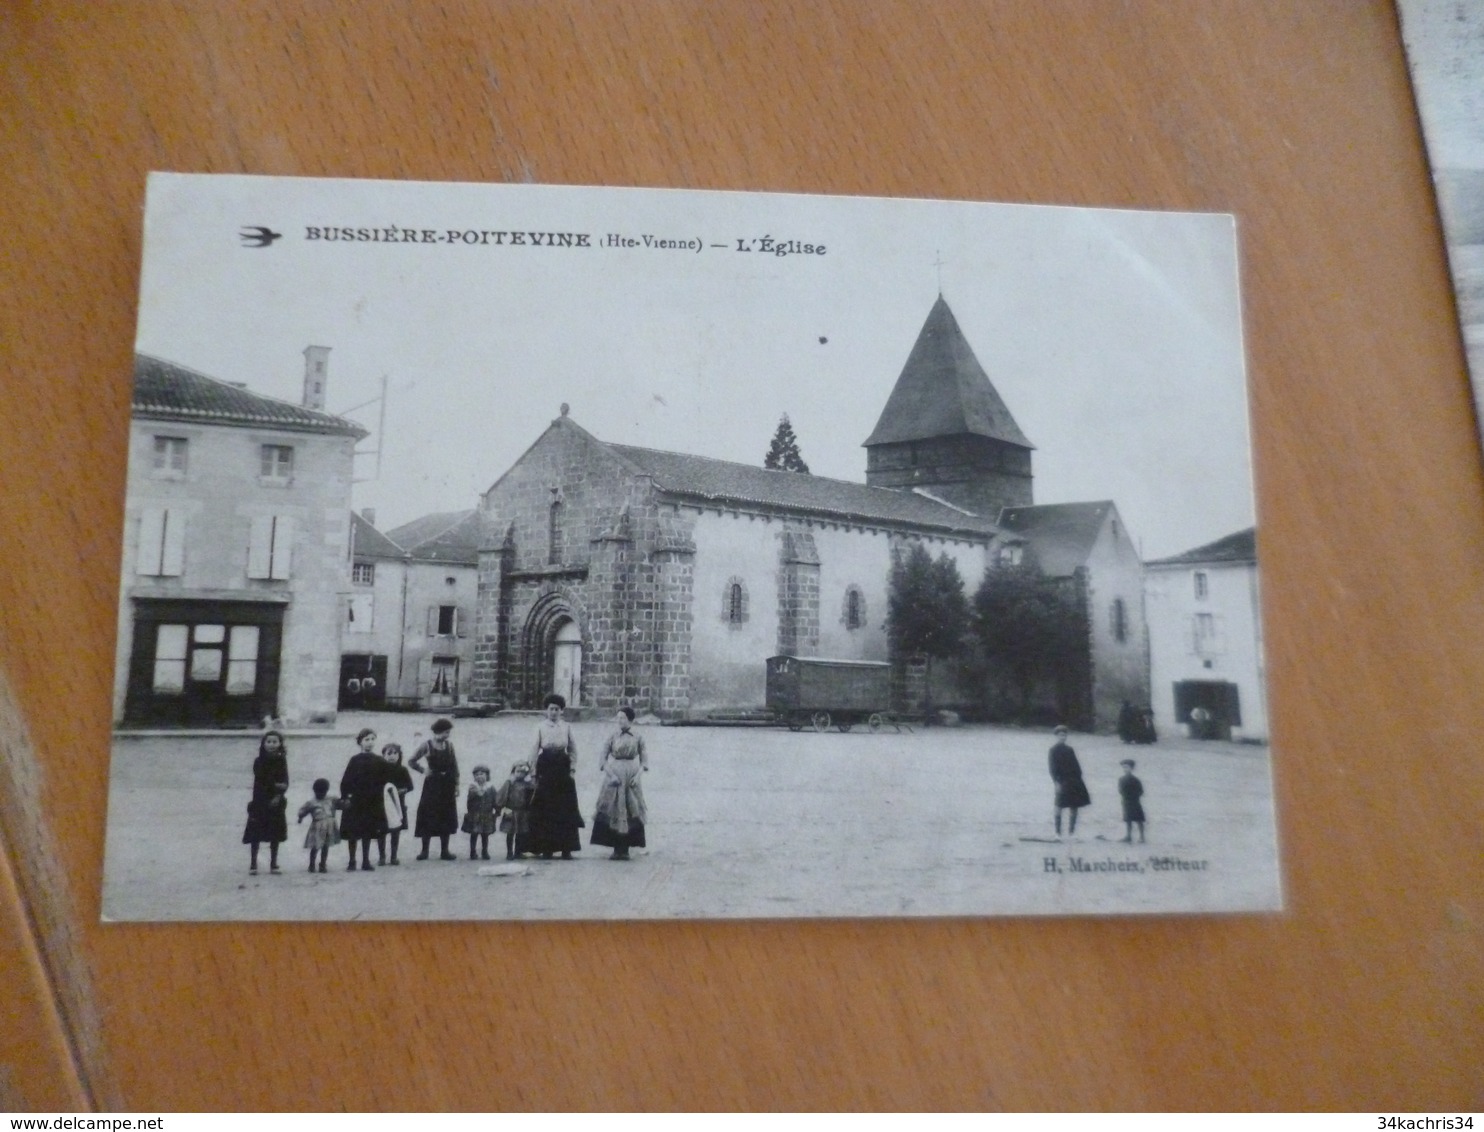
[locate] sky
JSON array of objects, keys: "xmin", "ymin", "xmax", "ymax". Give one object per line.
[{"xmin": 133, "ymin": 174, "xmax": 1256, "ymax": 561}]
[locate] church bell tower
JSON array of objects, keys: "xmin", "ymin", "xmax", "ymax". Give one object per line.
[{"xmin": 862, "ymin": 296, "xmax": 1034, "ymax": 516}]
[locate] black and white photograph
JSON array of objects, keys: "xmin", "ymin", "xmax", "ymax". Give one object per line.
[
  {"xmin": 102, "ymin": 173, "xmax": 1280, "ymax": 920},
  {"xmin": 1400, "ymin": 0, "xmax": 1484, "ymax": 451}
]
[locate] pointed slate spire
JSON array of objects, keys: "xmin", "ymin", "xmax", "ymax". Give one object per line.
[{"xmin": 862, "ymin": 296, "xmax": 1032, "ymax": 450}]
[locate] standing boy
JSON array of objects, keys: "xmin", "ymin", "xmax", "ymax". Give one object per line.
[{"xmin": 1118, "ymin": 758, "xmax": 1146, "ymax": 843}]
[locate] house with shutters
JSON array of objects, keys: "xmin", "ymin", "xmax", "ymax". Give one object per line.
[
  {"xmin": 1143, "ymin": 527, "xmax": 1267, "ymax": 741},
  {"xmin": 114, "ymin": 350, "xmax": 366, "ymax": 727},
  {"xmin": 459, "ymin": 295, "xmax": 1150, "ymax": 727},
  {"xmin": 339, "ymin": 509, "xmax": 481, "ymax": 711}
]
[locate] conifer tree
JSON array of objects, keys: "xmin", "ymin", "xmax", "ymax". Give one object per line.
[{"xmin": 764, "ymin": 414, "xmax": 810, "ymax": 473}]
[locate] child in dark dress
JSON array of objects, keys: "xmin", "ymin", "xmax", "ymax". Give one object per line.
[
  {"xmin": 242, "ymin": 730, "xmax": 289, "ymax": 875},
  {"xmin": 1118, "ymin": 758, "xmax": 1146, "ymax": 843},
  {"xmin": 496, "ymin": 761, "xmax": 534, "ymax": 860}
]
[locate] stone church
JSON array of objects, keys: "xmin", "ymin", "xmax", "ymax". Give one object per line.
[{"xmin": 466, "ymin": 296, "xmax": 1149, "ymax": 729}]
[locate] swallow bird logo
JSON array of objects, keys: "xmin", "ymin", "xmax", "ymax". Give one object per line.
[{"xmin": 239, "ymin": 226, "xmax": 283, "ymax": 248}]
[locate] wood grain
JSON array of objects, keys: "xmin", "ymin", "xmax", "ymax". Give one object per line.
[{"xmin": 1, "ymin": 0, "xmax": 1480, "ymax": 1110}]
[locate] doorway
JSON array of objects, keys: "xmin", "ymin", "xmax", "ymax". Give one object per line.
[
  {"xmin": 551, "ymin": 619, "xmax": 582, "ymax": 707},
  {"xmin": 1173, "ymin": 679, "xmax": 1241, "ymax": 740}
]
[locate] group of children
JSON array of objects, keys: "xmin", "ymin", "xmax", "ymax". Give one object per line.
[{"xmin": 294, "ymin": 758, "xmax": 539, "ymax": 872}]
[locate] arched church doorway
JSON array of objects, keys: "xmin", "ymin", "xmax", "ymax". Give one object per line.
[{"xmin": 519, "ymin": 594, "xmax": 583, "ymax": 709}]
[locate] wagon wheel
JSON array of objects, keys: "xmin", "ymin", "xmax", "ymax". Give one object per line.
[
  {"xmin": 867, "ymin": 713, "xmax": 885, "ymax": 733},
  {"xmin": 811, "ymin": 711, "xmax": 832, "ymax": 733},
  {"xmin": 836, "ymin": 721, "xmax": 853, "ymax": 733}
]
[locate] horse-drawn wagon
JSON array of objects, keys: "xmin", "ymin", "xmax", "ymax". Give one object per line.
[{"xmin": 765, "ymin": 655, "xmax": 901, "ymax": 732}]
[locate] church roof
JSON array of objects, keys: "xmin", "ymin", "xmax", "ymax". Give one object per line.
[
  {"xmin": 861, "ymin": 296, "xmax": 1033, "ymax": 451},
  {"xmin": 133, "ymin": 354, "xmax": 368, "ymax": 438},
  {"xmin": 384, "ymin": 509, "xmax": 482, "ymax": 565},
  {"xmin": 607, "ymin": 444, "xmax": 1000, "ymax": 537},
  {"xmin": 1145, "ymin": 527, "xmax": 1256, "ymax": 567},
  {"xmin": 997, "ymin": 501, "xmax": 1118, "ymax": 576}
]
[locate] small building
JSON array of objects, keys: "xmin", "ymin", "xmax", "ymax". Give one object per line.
[
  {"xmin": 339, "ymin": 510, "xmax": 480, "ymax": 710},
  {"xmin": 996, "ymin": 501, "xmax": 1151, "ymax": 732},
  {"xmin": 115, "ymin": 350, "xmax": 366, "ymax": 727},
  {"xmin": 1143, "ymin": 527, "xmax": 1267, "ymax": 741}
]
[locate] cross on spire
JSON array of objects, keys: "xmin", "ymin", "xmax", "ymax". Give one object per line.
[{"xmin": 933, "ymin": 249, "xmax": 947, "ymax": 295}]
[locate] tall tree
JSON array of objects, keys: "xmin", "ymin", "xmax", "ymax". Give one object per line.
[
  {"xmin": 972, "ymin": 554, "xmax": 1084, "ymax": 717},
  {"xmin": 764, "ymin": 414, "xmax": 810, "ymax": 473},
  {"xmin": 887, "ymin": 542, "xmax": 970, "ymax": 716}
]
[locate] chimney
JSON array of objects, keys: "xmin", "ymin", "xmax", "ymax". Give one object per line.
[
  {"xmin": 360, "ymin": 507, "xmax": 377, "ymax": 527},
  {"xmin": 303, "ymin": 345, "xmax": 330, "ymax": 410}
]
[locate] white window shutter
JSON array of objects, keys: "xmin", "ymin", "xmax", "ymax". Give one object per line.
[
  {"xmin": 269, "ymin": 515, "xmax": 294, "ymax": 579},
  {"xmin": 247, "ymin": 515, "xmax": 274, "ymax": 579},
  {"xmin": 427, "ymin": 606, "xmax": 438, "ymax": 636},
  {"xmin": 456, "ymin": 606, "xmax": 469, "ymax": 638},
  {"xmin": 137, "ymin": 507, "xmax": 166, "ymax": 575},
  {"xmin": 160, "ymin": 508, "xmax": 185, "ymax": 576}
]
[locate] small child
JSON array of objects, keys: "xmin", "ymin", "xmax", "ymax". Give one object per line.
[
  {"xmin": 1118, "ymin": 758, "xmax": 1146, "ymax": 844},
  {"xmin": 462, "ymin": 764, "xmax": 500, "ymax": 860},
  {"xmin": 297, "ymin": 778, "xmax": 341, "ymax": 873},
  {"xmin": 496, "ymin": 760, "xmax": 535, "ymax": 860}
]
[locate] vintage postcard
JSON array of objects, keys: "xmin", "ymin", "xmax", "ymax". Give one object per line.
[
  {"xmin": 1399, "ymin": 0, "xmax": 1484, "ymax": 454},
  {"xmin": 103, "ymin": 174, "xmax": 1279, "ymax": 920}
]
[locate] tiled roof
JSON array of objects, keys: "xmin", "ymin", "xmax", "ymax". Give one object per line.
[
  {"xmin": 998, "ymin": 501, "xmax": 1116, "ymax": 576},
  {"xmin": 385, "ymin": 509, "xmax": 482, "ymax": 565},
  {"xmin": 133, "ymin": 354, "xmax": 369, "ymax": 438},
  {"xmin": 1145, "ymin": 527, "xmax": 1257, "ymax": 567},
  {"xmin": 862, "ymin": 296, "xmax": 1033, "ymax": 450},
  {"xmin": 350, "ymin": 512, "xmax": 408, "ymax": 560},
  {"xmin": 607, "ymin": 443, "xmax": 1000, "ymax": 537}
]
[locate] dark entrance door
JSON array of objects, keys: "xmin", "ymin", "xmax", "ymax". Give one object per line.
[
  {"xmin": 1173, "ymin": 679, "xmax": 1241, "ymax": 740},
  {"xmin": 124, "ymin": 599, "xmax": 285, "ymax": 727},
  {"xmin": 339, "ymin": 654, "xmax": 389, "ymax": 710}
]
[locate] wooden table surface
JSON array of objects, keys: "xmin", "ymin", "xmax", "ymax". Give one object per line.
[{"xmin": 1, "ymin": 1, "xmax": 1481, "ymax": 1112}]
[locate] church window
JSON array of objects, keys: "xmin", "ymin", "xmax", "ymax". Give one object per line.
[
  {"xmin": 998, "ymin": 543, "xmax": 1023, "ymax": 567},
  {"xmin": 548, "ymin": 499, "xmax": 564, "ymax": 564},
  {"xmin": 723, "ymin": 577, "xmax": 748, "ymax": 625},
  {"xmin": 1194, "ymin": 571, "xmax": 1209, "ymax": 600},
  {"xmin": 352, "ymin": 562, "xmax": 375, "ymax": 586},
  {"xmin": 842, "ymin": 585, "xmax": 866, "ymax": 630},
  {"xmin": 1111, "ymin": 597, "xmax": 1128, "ymax": 643}
]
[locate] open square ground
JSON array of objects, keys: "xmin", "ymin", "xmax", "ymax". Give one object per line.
[{"xmin": 102, "ymin": 713, "xmax": 1282, "ymax": 921}]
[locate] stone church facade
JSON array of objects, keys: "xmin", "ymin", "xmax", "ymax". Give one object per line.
[{"xmin": 465, "ymin": 296, "xmax": 1150, "ymax": 728}]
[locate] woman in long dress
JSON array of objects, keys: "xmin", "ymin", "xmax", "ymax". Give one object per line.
[
  {"xmin": 410, "ymin": 718, "xmax": 460, "ymax": 860},
  {"xmin": 242, "ymin": 730, "xmax": 289, "ymax": 875},
  {"xmin": 526, "ymin": 693, "xmax": 583, "ymax": 859},
  {"xmin": 590, "ymin": 706, "xmax": 648, "ymax": 860}
]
